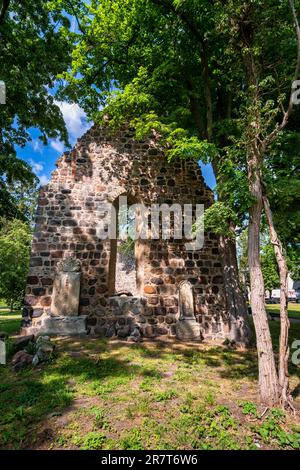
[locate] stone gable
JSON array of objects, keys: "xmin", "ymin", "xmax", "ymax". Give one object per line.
[{"xmin": 23, "ymin": 124, "xmax": 229, "ymax": 340}]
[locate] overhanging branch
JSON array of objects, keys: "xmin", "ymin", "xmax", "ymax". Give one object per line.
[
  {"xmin": 262, "ymin": 0, "xmax": 300, "ymax": 149},
  {"xmin": 0, "ymin": 0, "xmax": 10, "ymax": 26}
]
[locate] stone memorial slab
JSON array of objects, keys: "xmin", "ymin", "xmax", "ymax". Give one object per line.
[
  {"xmin": 178, "ymin": 280, "xmax": 195, "ymax": 320},
  {"xmin": 51, "ymin": 257, "xmax": 81, "ymax": 316},
  {"xmin": 176, "ymin": 280, "xmax": 202, "ymax": 341},
  {"xmin": 39, "ymin": 316, "xmax": 88, "ymax": 336}
]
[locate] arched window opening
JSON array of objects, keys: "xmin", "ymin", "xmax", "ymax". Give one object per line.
[{"xmin": 108, "ymin": 196, "xmax": 143, "ymax": 296}]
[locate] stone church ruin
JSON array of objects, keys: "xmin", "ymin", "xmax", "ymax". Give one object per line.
[{"xmin": 23, "ymin": 124, "xmax": 232, "ymax": 342}]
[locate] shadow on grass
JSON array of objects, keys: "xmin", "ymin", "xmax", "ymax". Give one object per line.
[
  {"xmin": 125, "ymin": 342, "xmax": 259, "ymax": 381},
  {"xmin": 0, "ymin": 310, "xmax": 21, "ymax": 336},
  {"xmin": 292, "ymin": 383, "xmax": 300, "ymax": 400},
  {"xmin": 0, "ymin": 367, "xmax": 73, "ymax": 449},
  {"xmin": 0, "ymin": 315, "xmax": 299, "ymax": 450},
  {"xmin": 0, "ymin": 351, "xmax": 164, "ymax": 449}
]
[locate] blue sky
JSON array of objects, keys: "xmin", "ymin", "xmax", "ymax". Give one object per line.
[
  {"xmin": 16, "ymin": 101, "xmax": 90, "ymax": 185},
  {"xmin": 199, "ymin": 162, "xmax": 216, "ymax": 190},
  {"xmin": 16, "ymin": 100, "xmax": 216, "ymax": 190}
]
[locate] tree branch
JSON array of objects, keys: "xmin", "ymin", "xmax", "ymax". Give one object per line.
[
  {"xmin": 186, "ymin": 78, "xmax": 206, "ymax": 138},
  {"xmin": 151, "ymin": 0, "xmax": 213, "ymax": 139},
  {"xmin": 66, "ymin": 0, "xmax": 86, "ymax": 35},
  {"xmin": 151, "ymin": 0, "xmax": 204, "ymax": 44},
  {"xmin": 0, "ymin": 0, "xmax": 10, "ymax": 26},
  {"xmin": 262, "ymin": 0, "xmax": 300, "ymax": 150}
]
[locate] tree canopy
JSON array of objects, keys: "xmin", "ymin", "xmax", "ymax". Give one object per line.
[
  {"xmin": 0, "ymin": 0, "xmax": 81, "ymax": 219},
  {"xmin": 1, "ymin": 0, "xmax": 299, "ymax": 406},
  {"xmin": 57, "ymin": 1, "xmax": 300, "ymax": 224}
]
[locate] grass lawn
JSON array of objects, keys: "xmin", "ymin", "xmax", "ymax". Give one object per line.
[
  {"xmin": 266, "ymin": 303, "xmax": 300, "ymax": 319},
  {"xmin": 0, "ymin": 305, "xmax": 22, "ymax": 336},
  {"xmin": 0, "ymin": 306, "xmax": 299, "ymax": 450}
]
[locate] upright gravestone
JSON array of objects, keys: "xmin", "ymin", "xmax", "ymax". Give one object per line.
[
  {"xmin": 51, "ymin": 257, "xmax": 81, "ymax": 316},
  {"xmin": 175, "ymin": 280, "xmax": 202, "ymax": 341},
  {"xmin": 39, "ymin": 257, "xmax": 87, "ymax": 336}
]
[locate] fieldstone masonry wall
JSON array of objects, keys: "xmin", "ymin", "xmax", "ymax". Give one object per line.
[{"xmin": 23, "ymin": 124, "xmax": 229, "ymax": 340}]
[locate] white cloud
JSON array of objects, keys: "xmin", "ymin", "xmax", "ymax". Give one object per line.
[
  {"xmin": 29, "ymin": 158, "xmax": 44, "ymax": 174},
  {"xmin": 39, "ymin": 174, "xmax": 49, "ymax": 186},
  {"xmin": 31, "ymin": 139, "xmax": 43, "ymax": 154},
  {"xmin": 50, "ymin": 139, "xmax": 65, "ymax": 153},
  {"xmin": 49, "ymin": 101, "xmax": 89, "ymax": 154},
  {"xmin": 28, "ymin": 159, "xmax": 49, "ymax": 186},
  {"xmin": 54, "ymin": 100, "xmax": 89, "ymax": 142}
]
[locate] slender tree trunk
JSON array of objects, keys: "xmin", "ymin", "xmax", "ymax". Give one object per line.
[
  {"xmin": 219, "ymin": 232, "xmax": 251, "ymax": 347},
  {"xmin": 263, "ymin": 195, "xmax": 292, "ymax": 407},
  {"xmin": 201, "ymin": 46, "xmax": 213, "ymax": 141},
  {"xmin": 0, "ymin": 0, "xmax": 10, "ymax": 25},
  {"xmin": 248, "ymin": 153, "xmax": 280, "ymax": 405}
]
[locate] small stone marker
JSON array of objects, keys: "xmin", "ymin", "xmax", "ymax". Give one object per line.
[
  {"xmin": 39, "ymin": 316, "xmax": 88, "ymax": 336},
  {"xmin": 51, "ymin": 257, "xmax": 81, "ymax": 316},
  {"xmin": 37, "ymin": 256, "xmax": 89, "ymax": 336},
  {"xmin": 175, "ymin": 280, "xmax": 202, "ymax": 341},
  {"xmin": 178, "ymin": 280, "xmax": 196, "ymax": 320}
]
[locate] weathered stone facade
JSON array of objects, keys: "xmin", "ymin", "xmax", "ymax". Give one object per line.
[{"xmin": 23, "ymin": 124, "xmax": 229, "ymax": 340}]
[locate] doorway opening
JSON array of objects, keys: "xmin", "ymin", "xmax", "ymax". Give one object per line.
[{"xmin": 108, "ymin": 195, "xmax": 143, "ymax": 296}]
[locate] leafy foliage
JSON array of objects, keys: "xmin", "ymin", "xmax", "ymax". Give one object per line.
[
  {"xmin": 0, "ymin": 154, "xmax": 38, "ymax": 221},
  {"xmin": 0, "ymin": 0, "xmax": 82, "ymax": 219},
  {"xmin": 261, "ymin": 243, "xmax": 280, "ymax": 294},
  {"xmin": 202, "ymin": 202, "xmax": 239, "ymax": 238},
  {"xmin": 0, "ymin": 0, "xmax": 73, "ymax": 152},
  {"xmin": 58, "ymin": 0, "xmax": 300, "ymax": 244},
  {"xmin": 0, "ymin": 218, "xmax": 32, "ymax": 309}
]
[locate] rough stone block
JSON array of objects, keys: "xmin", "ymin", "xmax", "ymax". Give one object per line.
[
  {"xmin": 13, "ymin": 335, "xmax": 34, "ymax": 352},
  {"xmin": 175, "ymin": 319, "xmax": 202, "ymax": 341},
  {"xmin": 51, "ymin": 272, "xmax": 81, "ymax": 316},
  {"xmin": 39, "ymin": 316, "xmax": 88, "ymax": 336}
]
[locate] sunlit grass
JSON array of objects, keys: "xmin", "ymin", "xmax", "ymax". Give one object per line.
[
  {"xmin": 266, "ymin": 303, "xmax": 300, "ymax": 319},
  {"xmin": 0, "ymin": 303, "xmax": 299, "ymax": 450},
  {"xmin": 0, "ymin": 304, "xmax": 21, "ymax": 336}
]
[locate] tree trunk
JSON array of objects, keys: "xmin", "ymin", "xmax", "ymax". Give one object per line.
[
  {"xmin": 219, "ymin": 232, "xmax": 251, "ymax": 347},
  {"xmin": 0, "ymin": 0, "xmax": 10, "ymax": 26},
  {"xmin": 248, "ymin": 153, "xmax": 280, "ymax": 405},
  {"xmin": 263, "ymin": 195, "xmax": 291, "ymax": 407}
]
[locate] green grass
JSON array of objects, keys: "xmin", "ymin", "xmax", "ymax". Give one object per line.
[
  {"xmin": 0, "ymin": 302, "xmax": 299, "ymax": 450},
  {"xmin": 0, "ymin": 305, "xmax": 22, "ymax": 336},
  {"xmin": 266, "ymin": 303, "xmax": 300, "ymax": 319},
  {"xmin": 0, "ymin": 322, "xmax": 299, "ymax": 450},
  {"xmin": 247, "ymin": 304, "xmax": 300, "ymax": 359}
]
